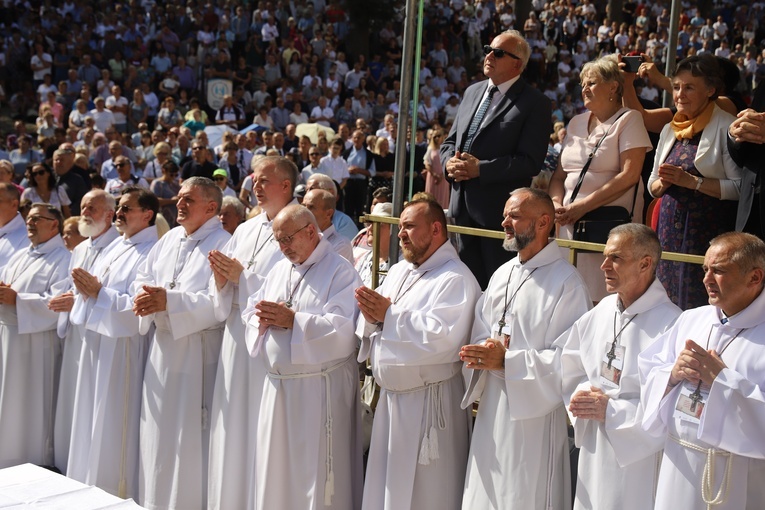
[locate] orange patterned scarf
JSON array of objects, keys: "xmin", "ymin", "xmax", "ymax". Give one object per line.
[{"xmin": 670, "ymin": 101, "xmax": 715, "ymax": 140}]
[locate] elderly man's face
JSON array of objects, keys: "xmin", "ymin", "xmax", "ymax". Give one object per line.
[
  {"xmin": 702, "ymin": 243, "xmax": 758, "ymax": 316},
  {"xmin": 601, "ymin": 234, "xmax": 646, "ymax": 297},
  {"xmin": 26, "ymin": 206, "xmax": 60, "ymax": 246},
  {"xmin": 218, "ymin": 204, "xmax": 242, "ymax": 235},
  {"xmin": 273, "ymin": 216, "xmax": 316, "ymax": 264}
]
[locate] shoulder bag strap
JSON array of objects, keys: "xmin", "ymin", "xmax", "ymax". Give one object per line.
[{"xmin": 568, "ymin": 109, "xmax": 629, "ymax": 205}]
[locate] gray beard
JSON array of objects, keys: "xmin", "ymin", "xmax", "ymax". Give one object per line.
[
  {"xmin": 503, "ymin": 229, "xmax": 534, "ymax": 252},
  {"xmin": 79, "ymin": 217, "xmax": 107, "ymax": 238}
]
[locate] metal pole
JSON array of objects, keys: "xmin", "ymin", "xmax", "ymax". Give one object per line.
[
  {"xmin": 408, "ymin": 0, "xmax": 426, "ymax": 200},
  {"xmin": 662, "ymin": 0, "xmax": 681, "ymax": 107},
  {"xmin": 390, "ymin": 0, "xmax": 421, "ymax": 264}
]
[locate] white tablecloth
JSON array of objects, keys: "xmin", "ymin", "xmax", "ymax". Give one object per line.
[{"xmin": 0, "ymin": 464, "xmax": 145, "ymax": 509}]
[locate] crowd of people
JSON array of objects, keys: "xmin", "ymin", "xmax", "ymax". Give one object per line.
[{"xmin": 0, "ymin": 0, "xmax": 764, "ymax": 509}]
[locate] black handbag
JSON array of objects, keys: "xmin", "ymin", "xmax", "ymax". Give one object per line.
[{"xmin": 568, "ymin": 110, "xmax": 635, "ymax": 244}]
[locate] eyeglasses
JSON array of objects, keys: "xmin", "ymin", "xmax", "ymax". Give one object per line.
[
  {"xmin": 214, "ymin": 176, "xmax": 227, "ymax": 181},
  {"xmin": 116, "ymin": 162, "xmax": 130, "ymax": 167},
  {"xmin": 31, "ymin": 170, "xmax": 47, "ymax": 177},
  {"xmin": 116, "ymin": 204, "xmax": 144, "ymax": 213},
  {"xmin": 192, "ymin": 146, "xmax": 205, "ymax": 151},
  {"xmin": 27, "ymin": 215, "xmax": 57, "ymax": 224},
  {"xmin": 158, "ymin": 152, "xmax": 170, "ymax": 156},
  {"xmin": 309, "ymin": 152, "xmax": 320, "ymax": 156},
  {"xmin": 272, "ymin": 224, "xmax": 309, "ymax": 246},
  {"xmin": 483, "ymin": 45, "xmax": 521, "ymax": 60}
]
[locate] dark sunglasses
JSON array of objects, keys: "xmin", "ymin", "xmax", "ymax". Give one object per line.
[
  {"xmin": 214, "ymin": 176, "xmax": 227, "ymax": 181},
  {"xmin": 31, "ymin": 170, "xmax": 47, "ymax": 177},
  {"xmin": 116, "ymin": 162, "xmax": 130, "ymax": 167},
  {"xmin": 483, "ymin": 45, "xmax": 521, "ymax": 60}
]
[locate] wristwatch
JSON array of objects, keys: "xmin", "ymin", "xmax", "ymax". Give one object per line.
[{"xmin": 695, "ymin": 176, "xmax": 704, "ymax": 191}]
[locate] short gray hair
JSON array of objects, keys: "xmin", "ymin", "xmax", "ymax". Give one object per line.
[
  {"xmin": 609, "ymin": 223, "xmax": 662, "ymax": 273},
  {"xmin": 305, "ymin": 173, "xmax": 337, "ymax": 198},
  {"xmin": 502, "ymin": 30, "xmax": 531, "ymax": 70},
  {"xmin": 182, "ymin": 176, "xmax": 223, "ymax": 213},
  {"xmin": 221, "ymin": 195, "xmax": 246, "ymax": 219},
  {"xmin": 710, "ymin": 232, "xmax": 765, "ymax": 275}
]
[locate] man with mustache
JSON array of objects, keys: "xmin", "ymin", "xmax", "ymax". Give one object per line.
[
  {"xmin": 459, "ymin": 187, "xmax": 591, "ymax": 509},
  {"xmin": 66, "ymin": 187, "xmax": 159, "ymax": 499},
  {"xmin": 356, "ymin": 197, "xmax": 481, "ymax": 510},
  {"xmin": 49, "ymin": 189, "xmax": 119, "ymax": 474},
  {"xmin": 0, "ymin": 203, "xmax": 70, "ymax": 468}
]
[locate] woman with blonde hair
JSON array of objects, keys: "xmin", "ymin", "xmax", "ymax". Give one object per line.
[
  {"xmin": 423, "ymin": 128, "xmax": 449, "ymax": 209},
  {"xmin": 143, "ymin": 141, "xmax": 173, "ymax": 183},
  {"xmin": 550, "ymin": 54, "xmax": 652, "ymax": 300}
]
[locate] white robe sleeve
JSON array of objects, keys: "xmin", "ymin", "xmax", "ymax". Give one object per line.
[
  {"xmin": 638, "ymin": 328, "xmax": 681, "ymax": 438},
  {"xmin": 133, "ymin": 253, "xmax": 157, "ymax": 336},
  {"xmin": 290, "ymin": 267, "xmax": 360, "ymax": 365},
  {"xmin": 374, "ymin": 274, "xmax": 477, "ymax": 365},
  {"xmin": 242, "ymin": 276, "xmax": 267, "ymax": 355},
  {"xmin": 210, "ymin": 276, "xmax": 234, "ymax": 322},
  {"xmin": 16, "ymin": 257, "xmax": 70, "ymax": 335},
  {"xmin": 697, "ymin": 368, "xmax": 765, "ymax": 459},
  {"xmin": 165, "ymin": 288, "xmax": 220, "ymax": 339},
  {"xmin": 502, "ymin": 281, "xmax": 591, "ymax": 420},
  {"xmin": 87, "ymin": 285, "xmax": 141, "ymax": 338}
]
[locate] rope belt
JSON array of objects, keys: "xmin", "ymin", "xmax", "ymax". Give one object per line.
[
  {"xmin": 669, "ymin": 433, "xmax": 733, "ymax": 509},
  {"xmin": 386, "ymin": 371, "xmax": 460, "ymax": 466},
  {"xmin": 268, "ymin": 353, "xmax": 355, "ymax": 507}
]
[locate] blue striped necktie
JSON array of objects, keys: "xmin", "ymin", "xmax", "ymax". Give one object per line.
[{"xmin": 462, "ymin": 85, "xmax": 498, "ymax": 153}]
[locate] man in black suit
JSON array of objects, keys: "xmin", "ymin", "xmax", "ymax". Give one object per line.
[
  {"xmin": 441, "ymin": 30, "xmax": 552, "ymax": 288},
  {"xmin": 730, "ymin": 108, "xmax": 765, "ymax": 240}
]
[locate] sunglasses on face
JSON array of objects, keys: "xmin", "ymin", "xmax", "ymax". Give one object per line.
[
  {"xmin": 214, "ymin": 176, "xmax": 227, "ymax": 181},
  {"xmin": 32, "ymin": 170, "xmax": 47, "ymax": 177},
  {"xmin": 483, "ymin": 45, "xmax": 521, "ymax": 60}
]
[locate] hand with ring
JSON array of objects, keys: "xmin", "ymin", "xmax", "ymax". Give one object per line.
[{"xmin": 460, "ymin": 338, "xmax": 506, "ymax": 370}]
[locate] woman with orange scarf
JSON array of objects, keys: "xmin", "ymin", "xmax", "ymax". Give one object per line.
[{"xmin": 648, "ymin": 55, "xmax": 743, "ymax": 309}]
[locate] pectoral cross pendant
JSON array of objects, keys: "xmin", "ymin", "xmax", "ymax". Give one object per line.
[
  {"xmin": 285, "ymin": 299, "xmax": 293, "ymax": 309},
  {"xmin": 169, "ymin": 281, "xmax": 176, "ymax": 289},
  {"xmin": 606, "ymin": 346, "xmax": 616, "ymax": 369},
  {"xmin": 690, "ymin": 381, "xmax": 703, "ymax": 412}
]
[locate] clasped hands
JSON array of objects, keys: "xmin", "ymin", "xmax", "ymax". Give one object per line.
[
  {"xmin": 669, "ymin": 339, "xmax": 727, "ymax": 389},
  {"xmin": 253, "ymin": 300, "xmax": 295, "ymax": 329},
  {"xmin": 460, "ymin": 338, "xmax": 505, "ymax": 371},
  {"xmin": 208, "ymin": 250, "xmax": 244, "ymax": 290},
  {"xmin": 355, "ymin": 286, "xmax": 391, "ymax": 325},
  {"xmin": 569, "ymin": 386, "xmax": 609, "ymax": 423},
  {"xmin": 446, "ymin": 151, "xmax": 480, "ymax": 182},
  {"xmin": 657, "ymin": 163, "xmax": 695, "ymax": 189},
  {"xmin": 729, "ymin": 108, "xmax": 765, "ymax": 144},
  {"xmin": 133, "ymin": 285, "xmax": 167, "ymax": 317}
]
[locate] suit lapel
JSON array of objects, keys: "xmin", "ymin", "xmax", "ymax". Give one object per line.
[{"xmin": 481, "ymin": 78, "xmax": 525, "ymax": 128}]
